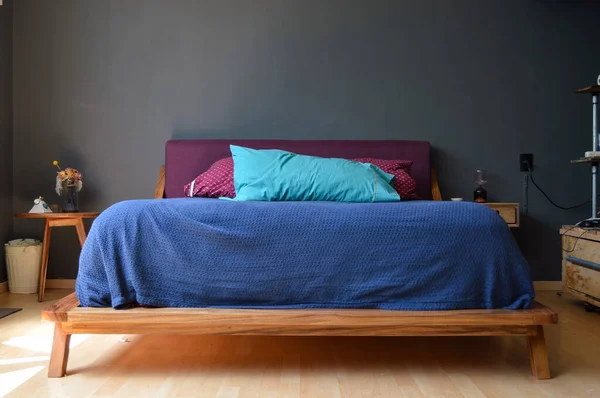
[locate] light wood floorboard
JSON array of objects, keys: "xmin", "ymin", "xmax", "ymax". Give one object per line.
[{"xmin": 0, "ymin": 290, "xmax": 598, "ymax": 397}]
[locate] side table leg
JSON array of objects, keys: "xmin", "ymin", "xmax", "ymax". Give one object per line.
[
  {"xmin": 38, "ymin": 219, "xmax": 52, "ymax": 302},
  {"xmin": 74, "ymin": 218, "xmax": 87, "ymax": 247}
]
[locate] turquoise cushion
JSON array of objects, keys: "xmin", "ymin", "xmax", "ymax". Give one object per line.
[{"xmin": 230, "ymin": 145, "xmax": 401, "ymax": 202}]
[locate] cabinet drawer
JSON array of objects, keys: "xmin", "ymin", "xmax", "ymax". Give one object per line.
[
  {"xmin": 483, "ymin": 203, "xmax": 518, "ymax": 226},
  {"xmin": 564, "ymin": 260, "xmax": 600, "ymax": 299},
  {"xmin": 496, "ymin": 207, "xmax": 516, "ymax": 224},
  {"xmin": 562, "ymin": 236, "xmax": 600, "ymax": 265}
]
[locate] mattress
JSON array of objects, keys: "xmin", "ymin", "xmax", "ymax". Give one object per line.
[{"xmin": 75, "ymin": 199, "xmax": 534, "ymax": 310}]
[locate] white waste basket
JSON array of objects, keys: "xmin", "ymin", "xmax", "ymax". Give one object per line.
[{"xmin": 5, "ymin": 239, "xmax": 42, "ymax": 294}]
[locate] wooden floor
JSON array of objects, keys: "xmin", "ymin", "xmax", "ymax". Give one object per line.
[{"xmin": 0, "ymin": 290, "xmax": 598, "ymax": 398}]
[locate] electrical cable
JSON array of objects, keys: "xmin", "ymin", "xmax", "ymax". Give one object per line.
[
  {"xmin": 524, "ymin": 162, "xmax": 598, "ymax": 253},
  {"xmin": 526, "ymin": 162, "xmax": 593, "ymax": 211},
  {"xmin": 559, "ymin": 225, "xmax": 590, "ymax": 253},
  {"xmin": 529, "ymin": 173, "xmax": 591, "ymax": 210}
]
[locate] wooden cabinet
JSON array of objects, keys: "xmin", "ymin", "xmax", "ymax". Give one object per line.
[
  {"xmin": 484, "ymin": 203, "xmax": 519, "ymax": 228},
  {"xmin": 560, "ymin": 226, "xmax": 600, "ymax": 307}
]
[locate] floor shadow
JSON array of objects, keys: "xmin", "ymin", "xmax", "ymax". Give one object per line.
[{"xmin": 68, "ymin": 335, "xmax": 533, "ymax": 377}]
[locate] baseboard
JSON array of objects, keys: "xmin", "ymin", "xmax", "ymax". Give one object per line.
[
  {"xmin": 533, "ymin": 281, "xmax": 562, "ymax": 291},
  {"xmin": 0, "ymin": 281, "xmax": 7, "ymax": 294},
  {"xmin": 45, "ymin": 279, "xmax": 76, "ymax": 289}
]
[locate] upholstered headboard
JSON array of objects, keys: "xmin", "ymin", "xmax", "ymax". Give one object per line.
[{"xmin": 164, "ymin": 140, "xmax": 432, "ymax": 200}]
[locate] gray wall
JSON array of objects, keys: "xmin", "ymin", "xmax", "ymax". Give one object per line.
[
  {"xmin": 0, "ymin": 0, "xmax": 12, "ymax": 283},
  {"xmin": 11, "ymin": 0, "xmax": 600, "ymax": 281}
]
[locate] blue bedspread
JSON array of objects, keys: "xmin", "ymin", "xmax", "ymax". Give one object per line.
[{"xmin": 76, "ymin": 199, "xmax": 534, "ymax": 310}]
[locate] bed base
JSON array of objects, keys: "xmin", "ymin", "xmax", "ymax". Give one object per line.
[{"xmin": 43, "ymin": 293, "xmax": 557, "ymax": 379}]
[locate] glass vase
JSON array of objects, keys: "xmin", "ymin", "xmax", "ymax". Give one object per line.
[
  {"xmin": 473, "ymin": 185, "xmax": 487, "ymax": 203},
  {"xmin": 61, "ymin": 184, "xmax": 79, "ymax": 212}
]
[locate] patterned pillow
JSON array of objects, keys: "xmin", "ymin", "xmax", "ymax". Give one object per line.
[
  {"xmin": 351, "ymin": 158, "xmax": 420, "ymax": 200},
  {"xmin": 184, "ymin": 157, "xmax": 236, "ymax": 198}
]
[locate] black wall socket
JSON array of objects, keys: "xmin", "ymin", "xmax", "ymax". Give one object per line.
[{"xmin": 520, "ymin": 153, "xmax": 533, "ymax": 172}]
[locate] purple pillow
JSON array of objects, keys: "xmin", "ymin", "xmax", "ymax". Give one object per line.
[{"xmin": 184, "ymin": 157, "xmax": 236, "ymax": 198}]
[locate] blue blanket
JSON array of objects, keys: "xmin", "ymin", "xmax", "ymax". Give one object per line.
[{"xmin": 76, "ymin": 199, "xmax": 534, "ymax": 310}]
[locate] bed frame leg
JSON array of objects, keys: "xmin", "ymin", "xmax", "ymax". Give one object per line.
[
  {"xmin": 527, "ymin": 325, "xmax": 550, "ymax": 379},
  {"xmin": 48, "ymin": 323, "xmax": 71, "ymax": 378}
]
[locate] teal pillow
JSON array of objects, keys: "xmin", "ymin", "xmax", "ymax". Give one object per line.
[{"xmin": 230, "ymin": 145, "xmax": 401, "ymax": 202}]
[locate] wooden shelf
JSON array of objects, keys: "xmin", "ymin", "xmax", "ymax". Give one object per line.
[
  {"xmin": 575, "ymin": 86, "xmax": 600, "ymax": 94},
  {"xmin": 571, "ymin": 157, "xmax": 600, "ymax": 164}
]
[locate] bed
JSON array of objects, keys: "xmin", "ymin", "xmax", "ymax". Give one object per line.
[{"xmin": 42, "ymin": 139, "xmax": 557, "ymax": 379}]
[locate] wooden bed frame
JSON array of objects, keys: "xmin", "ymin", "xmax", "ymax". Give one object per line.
[{"xmin": 42, "ymin": 167, "xmax": 558, "ymax": 379}]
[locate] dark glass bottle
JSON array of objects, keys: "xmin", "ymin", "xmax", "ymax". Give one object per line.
[{"xmin": 474, "ymin": 185, "xmax": 487, "ymax": 203}]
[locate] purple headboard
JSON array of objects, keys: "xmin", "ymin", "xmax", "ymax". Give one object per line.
[{"xmin": 165, "ymin": 140, "xmax": 432, "ymax": 200}]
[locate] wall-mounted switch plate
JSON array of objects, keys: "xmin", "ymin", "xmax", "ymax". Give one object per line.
[{"xmin": 520, "ymin": 153, "xmax": 533, "ymax": 172}]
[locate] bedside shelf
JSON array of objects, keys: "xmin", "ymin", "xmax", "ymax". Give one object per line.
[
  {"xmin": 573, "ymin": 84, "xmax": 600, "ymax": 219},
  {"xmin": 575, "ymin": 85, "xmax": 600, "ymax": 94},
  {"xmin": 570, "ymin": 157, "xmax": 600, "ymax": 164}
]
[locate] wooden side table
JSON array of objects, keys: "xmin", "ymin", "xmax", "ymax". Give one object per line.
[{"xmin": 14, "ymin": 212, "xmax": 100, "ymax": 302}]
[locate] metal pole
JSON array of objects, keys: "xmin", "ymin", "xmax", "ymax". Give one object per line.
[
  {"xmin": 593, "ymin": 164, "xmax": 597, "ymax": 218},
  {"xmin": 593, "ymin": 94, "xmax": 598, "ymax": 218},
  {"xmin": 594, "ymin": 93, "xmax": 598, "ymax": 152}
]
